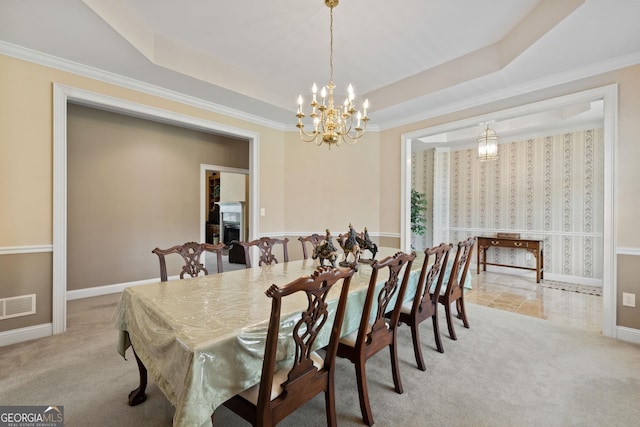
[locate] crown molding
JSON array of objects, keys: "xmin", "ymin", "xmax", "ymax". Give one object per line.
[
  {"xmin": 380, "ymin": 51, "xmax": 640, "ymax": 131},
  {"xmin": 0, "ymin": 41, "xmax": 287, "ymax": 131}
]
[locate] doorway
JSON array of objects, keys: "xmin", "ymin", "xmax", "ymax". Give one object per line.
[
  {"xmin": 53, "ymin": 84, "xmax": 260, "ymax": 334},
  {"xmin": 400, "ymin": 84, "xmax": 618, "ymax": 337},
  {"xmin": 201, "ymin": 167, "xmax": 250, "ymax": 246}
]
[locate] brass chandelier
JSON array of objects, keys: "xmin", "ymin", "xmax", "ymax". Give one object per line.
[{"xmin": 296, "ymin": 0, "xmax": 369, "ymax": 147}]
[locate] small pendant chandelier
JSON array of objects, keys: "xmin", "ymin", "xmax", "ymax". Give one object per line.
[
  {"xmin": 477, "ymin": 124, "xmax": 499, "ymax": 161},
  {"xmin": 296, "ymin": 0, "xmax": 369, "ymax": 147}
]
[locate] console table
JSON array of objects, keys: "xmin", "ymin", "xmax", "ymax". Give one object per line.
[{"xmin": 476, "ymin": 236, "xmax": 544, "ymax": 283}]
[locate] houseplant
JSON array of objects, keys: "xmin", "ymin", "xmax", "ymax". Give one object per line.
[{"xmin": 411, "ymin": 189, "xmax": 427, "ymax": 237}]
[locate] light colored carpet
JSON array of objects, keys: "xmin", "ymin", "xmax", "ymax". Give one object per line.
[{"xmin": 1, "ymin": 293, "xmax": 639, "ymax": 426}]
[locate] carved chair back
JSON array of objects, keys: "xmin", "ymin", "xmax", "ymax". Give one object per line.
[
  {"xmin": 221, "ymin": 266, "xmax": 355, "ymax": 426},
  {"xmin": 152, "ymin": 241, "xmax": 225, "ymax": 282},
  {"xmin": 297, "ymin": 233, "xmax": 324, "ymax": 259},
  {"xmin": 437, "ymin": 236, "xmax": 476, "ymax": 340},
  {"xmin": 237, "ymin": 237, "xmax": 290, "ymax": 268}
]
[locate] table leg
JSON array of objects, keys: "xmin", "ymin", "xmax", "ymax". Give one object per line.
[
  {"xmin": 477, "ymin": 246, "xmax": 487, "ymax": 274},
  {"xmin": 128, "ymin": 346, "xmax": 148, "ymax": 406},
  {"xmin": 540, "ymin": 247, "xmax": 544, "ymax": 281}
]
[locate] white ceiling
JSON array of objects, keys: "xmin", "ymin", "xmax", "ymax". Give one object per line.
[{"xmin": 1, "ymin": 0, "xmax": 639, "ymax": 141}]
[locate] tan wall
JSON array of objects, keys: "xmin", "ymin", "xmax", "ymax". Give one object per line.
[
  {"xmin": 67, "ymin": 104, "xmax": 248, "ymax": 289},
  {"xmin": 283, "ymin": 130, "xmax": 382, "ymax": 235},
  {"xmin": 0, "ymin": 253, "xmax": 52, "ymax": 332},
  {"xmin": 0, "ymin": 54, "xmax": 284, "ymax": 330},
  {"xmin": 1, "ymin": 52, "xmax": 639, "ymax": 333},
  {"xmin": 617, "ymin": 255, "xmax": 640, "ymax": 329}
]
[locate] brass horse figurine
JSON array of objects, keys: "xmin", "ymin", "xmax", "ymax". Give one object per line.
[
  {"xmin": 337, "ymin": 224, "xmax": 361, "ymax": 267},
  {"xmin": 357, "ymin": 226, "xmax": 378, "ymax": 263},
  {"xmin": 312, "ymin": 229, "xmax": 339, "ymax": 267}
]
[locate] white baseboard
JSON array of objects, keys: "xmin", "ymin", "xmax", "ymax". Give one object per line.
[
  {"xmin": 66, "ymin": 276, "xmax": 167, "ymax": 300},
  {"xmin": 615, "ymin": 326, "xmax": 640, "ymax": 344},
  {"xmin": 0, "ymin": 323, "xmax": 52, "ymax": 347},
  {"xmin": 479, "ymin": 265, "xmax": 603, "ymax": 287}
]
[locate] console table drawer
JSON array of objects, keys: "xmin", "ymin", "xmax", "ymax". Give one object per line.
[{"xmin": 488, "ymin": 239, "xmax": 529, "ymax": 248}]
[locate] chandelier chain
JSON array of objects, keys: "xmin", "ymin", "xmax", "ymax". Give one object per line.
[{"xmin": 329, "ymin": 6, "xmax": 334, "ymax": 84}]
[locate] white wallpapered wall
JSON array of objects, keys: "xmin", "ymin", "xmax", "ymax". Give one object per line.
[{"xmin": 412, "ymin": 128, "xmax": 604, "ymax": 280}]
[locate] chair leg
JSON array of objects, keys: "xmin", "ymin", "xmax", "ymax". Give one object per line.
[
  {"xmin": 354, "ymin": 359, "xmax": 374, "ymax": 426},
  {"xmin": 389, "ymin": 339, "xmax": 404, "ymax": 395},
  {"xmin": 431, "ymin": 313, "xmax": 444, "ymax": 353},
  {"xmin": 444, "ymin": 301, "xmax": 457, "ymax": 340},
  {"xmin": 325, "ymin": 381, "xmax": 338, "ymax": 427},
  {"xmin": 409, "ymin": 321, "xmax": 426, "ymax": 371},
  {"xmin": 456, "ymin": 297, "xmax": 470, "ymax": 328}
]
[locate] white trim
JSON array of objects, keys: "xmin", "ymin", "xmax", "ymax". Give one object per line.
[
  {"xmin": 383, "ymin": 52, "xmax": 640, "ymax": 131},
  {"xmin": 279, "ymin": 231, "xmax": 399, "ymax": 239},
  {"xmin": 400, "ymin": 134, "xmax": 412, "ymax": 252},
  {"xmin": 449, "ymin": 228, "xmax": 604, "ymax": 238},
  {"xmin": 0, "ymin": 323, "xmax": 52, "ymax": 347},
  {"xmin": 0, "ymin": 41, "xmax": 285, "ymax": 131},
  {"xmin": 199, "ymin": 165, "xmax": 251, "ymax": 245},
  {"xmin": 601, "ymin": 84, "xmax": 618, "ymax": 339},
  {"xmin": 616, "ymin": 326, "xmax": 640, "ymax": 345},
  {"xmin": 377, "ymin": 232, "xmax": 402, "ymax": 239},
  {"xmin": 0, "ymin": 245, "xmax": 53, "ymax": 255},
  {"xmin": 52, "ymin": 84, "xmax": 67, "ymax": 335},
  {"xmin": 617, "ymin": 247, "xmax": 640, "ymax": 256},
  {"xmin": 66, "ymin": 277, "xmax": 163, "ymax": 300},
  {"xmin": 477, "ymin": 266, "xmax": 603, "ymax": 288},
  {"xmin": 402, "ymin": 84, "xmax": 618, "ymax": 339},
  {"xmin": 53, "ymin": 83, "xmax": 260, "ymax": 336}
]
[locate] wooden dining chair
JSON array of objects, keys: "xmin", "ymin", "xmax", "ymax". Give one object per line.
[
  {"xmin": 152, "ymin": 241, "xmax": 225, "ymax": 282},
  {"xmin": 297, "ymin": 233, "xmax": 324, "ymax": 259},
  {"xmin": 220, "ymin": 266, "xmax": 356, "ymax": 427},
  {"xmin": 436, "ymin": 237, "xmax": 475, "ymax": 340},
  {"xmin": 236, "ymin": 237, "xmax": 290, "ymax": 268},
  {"xmin": 336, "ymin": 251, "xmax": 416, "ymax": 426},
  {"xmin": 397, "ymin": 243, "xmax": 452, "ymax": 370}
]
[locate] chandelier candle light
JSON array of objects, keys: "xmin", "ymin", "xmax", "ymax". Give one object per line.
[{"xmin": 296, "ymin": 0, "xmax": 369, "ymax": 147}]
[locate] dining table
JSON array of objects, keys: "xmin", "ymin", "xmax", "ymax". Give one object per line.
[{"xmin": 114, "ymin": 246, "xmax": 468, "ymax": 427}]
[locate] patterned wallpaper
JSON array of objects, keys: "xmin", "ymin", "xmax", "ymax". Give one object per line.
[{"xmin": 412, "ymin": 128, "xmax": 604, "ymax": 281}]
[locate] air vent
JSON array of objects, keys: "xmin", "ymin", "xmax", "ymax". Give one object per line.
[{"xmin": 0, "ymin": 294, "xmax": 36, "ymax": 320}]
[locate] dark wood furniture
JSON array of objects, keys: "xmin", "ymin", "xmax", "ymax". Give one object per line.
[
  {"xmin": 336, "ymin": 251, "xmax": 416, "ymax": 426},
  {"xmin": 220, "ymin": 266, "xmax": 355, "ymax": 427},
  {"xmin": 476, "ymin": 236, "xmax": 544, "ymax": 283},
  {"xmin": 235, "ymin": 237, "xmax": 290, "ymax": 268},
  {"xmin": 439, "ymin": 237, "xmax": 475, "ymax": 341},
  {"xmin": 297, "ymin": 233, "xmax": 324, "ymax": 259},
  {"xmin": 152, "ymin": 241, "xmax": 225, "ymax": 282},
  {"xmin": 397, "ymin": 243, "xmax": 452, "ymax": 368},
  {"xmin": 116, "ymin": 247, "xmax": 423, "ymax": 426}
]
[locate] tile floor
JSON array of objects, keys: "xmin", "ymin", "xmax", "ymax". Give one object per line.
[{"xmin": 466, "ymin": 270, "xmax": 603, "ymax": 333}]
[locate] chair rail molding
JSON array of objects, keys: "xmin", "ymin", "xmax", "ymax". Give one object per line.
[{"xmin": 0, "ymin": 245, "xmax": 53, "ymax": 255}]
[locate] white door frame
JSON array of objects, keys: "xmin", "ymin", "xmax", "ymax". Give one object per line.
[
  {"xmin": 200, "ymin": 165, "xmax": 252, "ymax": 242},
  {"xmin": 400, "ymin": 84, "xmax": 618, "ymax": 338},
  {"xmin": 52, "ymin": 83, "xmax": 260, "ymax": 334}
]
